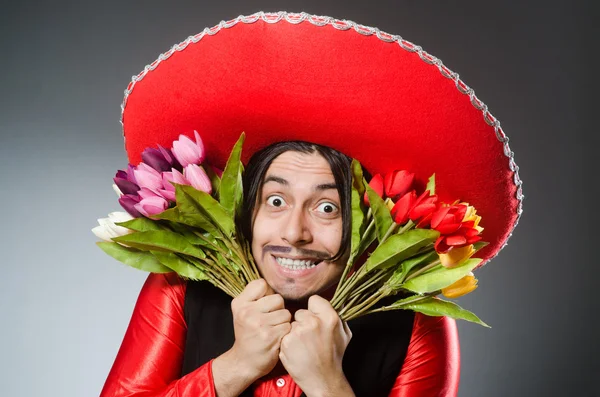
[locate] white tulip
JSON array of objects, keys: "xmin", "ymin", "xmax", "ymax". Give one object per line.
[
  {"xmin": 92, "ymin": 211, "xmax": 134, "ymax": 242},
  {"xmin": 112, "ymin": 183, "xmax": 124, "ymax": 197}
]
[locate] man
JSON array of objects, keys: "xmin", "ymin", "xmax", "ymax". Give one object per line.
[
  {"xmin": 100, "ymin": 143, "xmax": 458, "ymax": 397},
  {"xmin": 100, "ymin": 11, "xmax": 520, "ymax": 397}
]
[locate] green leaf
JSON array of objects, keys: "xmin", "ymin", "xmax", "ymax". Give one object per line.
[
  {"xmin": 164, "ymin": 222, "xmax": 214, "ymax": 248},
  {"xmin": 473, "ymin": 241, "xmax": 489, "ymax": 252},
  {"xmin": 357, "ymin": 221, "xmax": 377, "ymax": 259},
  {"xmin": 365, "ymin": 183, "xmax": 393, "ymax": 243},
  {"xmin": 350, "ymin": 160, "xmax": 366, "ymax": 256},
  {"xmin": 151, "ymin": 251, "xmax": 208, "ymax": 280},
  {"xmin": 116, "ymin": 217, "xmax": 164, "ymax": 232},
  {"xmin": 154, "ymin": 207, "xmax": 220, "ymax": 235},
  {"xmin": 215, "ymin": 251, "xmax": 241, "ymax": 273},
  {"xmin": 363, "ymin": 229, "xmax": 439, "ymax": 273},
  {"xmin": 176, "ymin": 184, "xmax": 235, "ymax": 236},
  {"xmin": 402, "ymin": 258, "xmax": 483, "ymax": 294},
  {"xmin": 220, "ymin": 133, "xmax": 245, "ymax": 218},
  {"xmin": 426, "ymin": 173, "xmax": 436, "ymax": 195},
  {"xmin": 112, "ymin": 230, "xmax": 207, "ymax": 259},
  {"xmin": 387, "ymin": 295, "xmax": 489, "ymax": 327},
  {"xmin": 97, "ymin": 242, "xmax": 172, "ymax": 273},
  {"xmin": 387, "ymin": 250, "xmax": 439, "ymax": 290},
  {"xmin": 204, "ymin": 165, "xmax": 222, "ymax": 200}
]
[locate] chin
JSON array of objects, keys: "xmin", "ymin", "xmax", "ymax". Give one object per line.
[{"xmin": 268, "ymin": 279, "xmax": 317, "ymax": 302}]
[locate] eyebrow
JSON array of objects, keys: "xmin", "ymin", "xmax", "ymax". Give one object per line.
[{"xmin": 263, "ymin": 175, "xmax": 338, "ymax": 191}]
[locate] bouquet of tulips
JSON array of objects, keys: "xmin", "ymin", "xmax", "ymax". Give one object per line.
[
  {"xmin": 94, "ymin": 131, "xmax": 488, "ymax": 326},
  {"xmin": 329, "ymin": 163, "xmax": 488, "ymax": 325}
]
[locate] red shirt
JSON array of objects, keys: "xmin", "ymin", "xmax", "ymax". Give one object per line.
[{"xmin": 100, "ymin": 273, "xmax": 460, "ymax": 396}]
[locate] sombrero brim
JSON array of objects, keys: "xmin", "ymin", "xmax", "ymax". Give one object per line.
[{"xmin": 121, "ymin": 11, "xmax": 523, "ymax": 265}]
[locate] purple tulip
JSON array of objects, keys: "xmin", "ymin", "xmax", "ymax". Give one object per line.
[
  {"xmin": 118, "ymin": 194, "xmax": 143, "ymax": 218},
  {"xmin": 114, "ymin": 170, "xmax": 140, "ymax": 195},
  {"xmin": 133, "ymin": 163, "xmax": 163, "ymax": 192},
  {"xmin": 126, "ymin": 164, "xmax": 138, "ymax": 184},
  {"xmin": 141, "ymin": 147, "xmax": 172, "ymax": 172},
  {"xmin": 134, "ymin": 196, "xmax": 169, "ymax": 217},
  {"xmin": 184, "ymin": 164, "xmax": 212, "ymax": 194},
  {"xmin": 171, "ymin": 130, "xmax": 205, "ymax": 167},
  {"xmin": 158, "ymin": 145, "xmax": 182, "ymax": 171}
]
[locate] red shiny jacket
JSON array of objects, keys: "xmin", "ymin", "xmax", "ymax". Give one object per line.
[{"xmin": 100, "ymin": 273, "xmax": 460, "ymax": 396}]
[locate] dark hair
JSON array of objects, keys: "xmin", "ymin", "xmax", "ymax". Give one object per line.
[{"xmin": 240, "ymin": 141, "xmax": 352, "ymax": 261}]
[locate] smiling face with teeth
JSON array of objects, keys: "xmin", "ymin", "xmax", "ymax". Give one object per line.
[{"xmin": 249, "ymin": 149, "xmax": 349, "ymax": 302}]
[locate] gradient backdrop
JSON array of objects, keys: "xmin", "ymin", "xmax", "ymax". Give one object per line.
[{"xmin": 0, "ymin": 1, "xmax": 596, "ymax": 396}]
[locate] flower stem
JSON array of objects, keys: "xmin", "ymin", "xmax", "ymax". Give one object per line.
[
  {"xmin": 347, "ymin": 269, "xmax": 387, "ymax": 302},
  {"xmin": 366, "ymin": 291, "xmax": 440, "ymax": 315},
  {"xmin": 341, "ymin": 288, "xmax": 387, "ymax": 321},
  {"xmin": 334, "ymin": 214, "xmax": 375, "ymax": 298},
  {"xmin": 398, "ymin": 220, "xmax": 415, "ymax": 234},
  {"xmin": 404, "ymin": 258, "xmax": 441, "ymax": 282},
  {"xmin": 380, "ymin": 222, "xmax": 399, "ymax": 243}
]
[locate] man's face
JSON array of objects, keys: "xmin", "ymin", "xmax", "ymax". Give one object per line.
[{"xmin": 251, "ymin": 150, "xmax": 346, "ymax": 302}]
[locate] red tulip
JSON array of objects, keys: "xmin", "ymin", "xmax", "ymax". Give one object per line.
[
  {"xmin": 408, "ymin": 190, "xmax": 438, "ymax": 223},
  {"xmin": 364, "ymin": 174, "xmax": 384, "ymax": 206},
  {"xmin": 432, "ymin": 204, "xmax": 482, "ymax": 253},
  {"xmin": 391, "ymin": 191, "xmax": 416, "ymax": 225},
  {"xmin": 384, "ymin": 170, "xmax": 414, "ymax": 200}
]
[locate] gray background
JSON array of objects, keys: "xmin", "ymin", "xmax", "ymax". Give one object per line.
[{"xmin": 1, "ymin": 0, "xmax": 596, "ymax": 396}]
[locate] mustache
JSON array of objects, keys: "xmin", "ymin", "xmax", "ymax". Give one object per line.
[{"xmin": 263, "ymin": 245, "xmax": 331, "ymax": 260}]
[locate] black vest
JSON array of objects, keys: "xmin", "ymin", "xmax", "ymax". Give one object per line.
[{"xmin": 181, "ymin": 281, "xmax": 414, "ymax": 397}]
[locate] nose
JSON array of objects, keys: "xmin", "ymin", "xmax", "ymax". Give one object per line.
[{"xmin": 281, "ymin": 206, "xmax": 312, "ymax": 246}]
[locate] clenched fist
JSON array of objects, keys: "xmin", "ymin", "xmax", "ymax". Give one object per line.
[
  {"xmin": 212, "ymin": 279, "xmax": 292, "ymax": 396},
  {"xmin": 231, "ymin": 279, "xmax": 292, "ymax": 377},
  {"xmin": 279, "ymin": 295, "xmax": 354, "ymax": 397}
]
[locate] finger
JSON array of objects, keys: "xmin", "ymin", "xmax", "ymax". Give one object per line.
[
  {"xmin": 343, "ymin": 321, "xmax": 352, "ymax": 339},
  {"xmin": 294, "ymin": 309, "xmax": 313, "ymax": 322},
  {"xmin": 307, "ymin": 295, "xmax": 333, "ymax": 315},
  {"xmin": 238, "ymin": 279, "xmax": 272, "ymax": 302},
  {"xmin": 273, "ymin": 322, "xmax": 292, "ymax": 340},
  {"xmin": 263, "ymin": 309, "xmax": 292, "ymax": 326},
  {"xmin": 256, "ymin": 294, "xmax": 285, "ymax": 312}
]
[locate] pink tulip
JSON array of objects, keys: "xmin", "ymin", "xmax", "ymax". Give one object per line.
[
  {"xmin": 171, "ymin": 130, "xmax": 205, "ymax": 167},
  {"xmin": 184, "ymin": 164, "xmax": 212, "ymax": 194},
  {"xmin": 161, "ymin": 168, "xmax": 192, "ymax": 201},
  {"xmin": 134, "ymin": 196, "xmax": 169, "ymax": 217},
  {"xmin": 138, "ymin": 187, "xmax": 160, "ymax": 200},
  {"xmin": 133, "ymin": 163, "xmax": 163, "ymax": 192}
]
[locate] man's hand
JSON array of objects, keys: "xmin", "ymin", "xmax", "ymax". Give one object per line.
[
  {"xmin": 230, "ymin": 278, "xmax": 292, "ymax": 378},
  {"xmin": 213, "ymin": 279, "xmax": 291, "ymax": 396},
  {"xmin": 279, "ymin": 295, "xmax": 354, "ymax": 397}
]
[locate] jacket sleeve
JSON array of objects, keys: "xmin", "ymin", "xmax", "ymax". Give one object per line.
[
  {"xmin": 99, "ymin": 272, "xmax": 217, "ymax": 397},
  {"xmin": 388, "ymin": 313, "xmax": 461, "ymax": 397}
]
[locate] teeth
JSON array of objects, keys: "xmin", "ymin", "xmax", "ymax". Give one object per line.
[{"xmin": 275, "ymin": 257, "xmax": 318, "ymax": 270}]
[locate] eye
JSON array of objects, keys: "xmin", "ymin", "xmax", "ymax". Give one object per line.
[
  {"xmin": 266, "ymin": 195, "xmax": 287, "ymax": 208},
  {"xmin": 316, "ymin": 202, "xmax": 338, "ymax": 214}
]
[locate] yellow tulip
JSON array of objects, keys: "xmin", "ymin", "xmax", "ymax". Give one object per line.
[
  {"xmin": 439, "ymin": 244, "xmax": 475, "ymax": 268},
  {"xmin": 442, "ymin": 273, "xmax": 478, "ymax": 298},
  {"xmin": 385, "ymin": 198, "xmax": 395, "ymax": 211},
  {"xmin": 460, "ymin": 203, "xmax": 484, "ymax": 233}
]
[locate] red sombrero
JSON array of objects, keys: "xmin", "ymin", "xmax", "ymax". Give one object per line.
[{"xmin": 120, "ymin": 11, "xmax": 523, "ymax": 265}]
